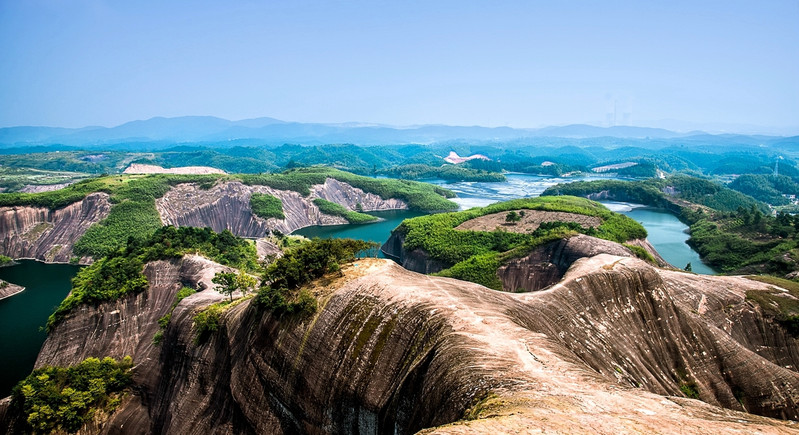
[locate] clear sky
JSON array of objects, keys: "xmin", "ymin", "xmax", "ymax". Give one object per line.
[{"xmin": 1, "ymin": 0, "xmax": 797, "ymax": 133}]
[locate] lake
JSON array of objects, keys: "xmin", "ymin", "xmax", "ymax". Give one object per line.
[
  {"xmin": 293, "ymin": 209, "xmax": 426, "ymax": 255},
  {"xmin": 0, "ymin": 174, "xmax": 713, "ymax": 397},
  {"xmin": 295, "ymin": 173, "xmax": 715, "ymax": 275},
  {"xmin": 0, "ymin": 260, "xmax": 81, "ymax": 397}
]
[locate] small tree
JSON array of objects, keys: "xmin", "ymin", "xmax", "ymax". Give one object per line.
[
  {"xmin": 684, "ymin": 262, "xmax": 692, "ymax": 272},
  {"xmin": 236, "ymin": 270, "xmax": 257, "ymax": 297},
  {"xmin": 212, "ymin": 270, "xmax": 258, "ymax": 302},
  {"xmin": 212, "ymin": 272, "xmax": 239, "ymax": 302},
  {"xmin": 505, "ymin": 211, "xmax": 522, "ymax": 223}
]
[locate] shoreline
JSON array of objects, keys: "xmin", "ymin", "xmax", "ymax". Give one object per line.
[{"xmin": 0, "ymin": 280, "xmax": 25, "ymax": 301}]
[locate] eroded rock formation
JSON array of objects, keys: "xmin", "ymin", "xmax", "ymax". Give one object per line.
[
  {"xmin": 5, "ymin": 248, "xmax": 799, "ymax": 433},
  {"xmin": 157, "ymin": 179, "xmax": 407, "ymax": 237},
  {"xmin": 0, "ymin": 193, "xmax": 111, "ymax": 263},
  {"xmin": 0, "ymin": 280, "xmax": 24, "ymax": 300},
  {"xmin": 382, "ymin": 232, "xmax": 669, "ymax": 291}
]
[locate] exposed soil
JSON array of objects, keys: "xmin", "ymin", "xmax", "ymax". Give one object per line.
[{"xmin": 455, "ymin": 210, "xmax": 602, "ymax": 233}]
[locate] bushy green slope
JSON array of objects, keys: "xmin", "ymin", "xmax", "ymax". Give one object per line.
[
  {"xmin": 0, "ymin": 167, "xmax": 456, "ymax": 257},
  {"xmin": 392, "ymin": 196, "xmax": 646, "ymax": 289}
]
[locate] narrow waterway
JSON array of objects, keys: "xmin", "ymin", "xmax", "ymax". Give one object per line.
[
  {"xmin": 0, "ymin": 260, "xmax": 81, "ymax": 397},
  {"xmin": 292, "ymin": 209, "xmax": 425, "ymax": 255},
  {"xmin": 296, "ymin": 174, "xmax": 715, "ymax": 275},
  {"xmin": 601, "ymin": 201, "xmax": 715, "ymax": 274}
]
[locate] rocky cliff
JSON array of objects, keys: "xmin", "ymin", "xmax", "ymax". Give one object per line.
[
  {"xmin": 0, "ymin": 193, "xmax": 111, "ymax": 263},
  {"xmin": 157, "ymin": 178, "xmax": 407, "ymax": 237},
  {"xmin": 382, "ymin": 231, "xmax": 669, "ymax": 292},
  {"xmin": 0, "ymin": 280, "xmax": 24, "ymax": 300},
  {"xmin": 5, "ymin": 250, "xmax": 799, "ymax": 433}
]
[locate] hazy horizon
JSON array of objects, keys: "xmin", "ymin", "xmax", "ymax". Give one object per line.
[{"xmin": 1, "ymin": 1, "xmax": 797, "ymax": 134}]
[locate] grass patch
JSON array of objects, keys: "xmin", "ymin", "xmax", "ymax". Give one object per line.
[
  {"xmin": 462, "ymin": 392, "xmax": 502, "ymax": 421},
  {"xmin": 623, "ymin": 243, "xmax": 657, "ymax": 264},
  {"xmin": 10, "ymin": 356, "xmax": 133, "ymax": 434},
  {"xmin": 250, "ymin": 192, "xmax": 285, "ymax": 220},
  {"xmin": 0, "ymin": 254, "xmax": 13, "ymax": 266},
  {"xmin": 313, "ymin": 198, "xmax": 378, "ymax": 224},
  {"xmin": 745, "ymin": 275, "xmax": 799, "ymax": 335},
  {"xmin": 679, "ymin": 381, "xmax": 700, "ymax": 399}
]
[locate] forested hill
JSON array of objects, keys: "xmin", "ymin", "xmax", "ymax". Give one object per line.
[
  {"xmin": 0, "ymin": 167, "xmax": 457, "ymax": 260},
  {"xmin": 543, "ymin": 176, "xmax": 799, "ymax": 275}
]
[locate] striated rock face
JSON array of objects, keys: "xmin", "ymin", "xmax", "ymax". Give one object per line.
[
  {"xmin": 497, "ymin": 234, "xmax": 671, "ymax": 292},
  {"xmin": 381, "ymin": 230, "xmax": 447, "ymax": 274},
  {"xmin": 34, "ymin": 255, "xmax": 231, "ymax": 370},
  {"xmin": 157, "ymin": 179, "xmax": 407, "ymax": 237},
  {"xmin": 0, "ymin": 193, "xmax": 111, "ymax": 263},
  {"xmin": 383, "ymin": 231, "xmax": 669, "ymax": 292},
  {"xmin": 311, "ymin": 178, "xmax": 407, "ymax": 212},
  {"xmin": 5, "ymin": 255, "xmax": 799, "ymax": 433},
  {"xmin": 0, "ymin": 280, "xmax": 24, "ymax": 300}
]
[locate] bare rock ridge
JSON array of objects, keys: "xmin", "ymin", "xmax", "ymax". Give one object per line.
[
  {"xmin": 157, "ymin": 178, "xmax": 407, "ymax": 237},
  {"xmin": 0, "ymin": 193, "xmax": 111, "ymax": 263},
  {"xmin": 0, "ymin": 279, "xmax": 24, "ymax": 300},
  {"xmin": 6, "ymin": 249, "xmax": 799, "ymax": 433},
  {"xmin": 382, "ymin": 232, "xmax": 670, "ymax": 291}
]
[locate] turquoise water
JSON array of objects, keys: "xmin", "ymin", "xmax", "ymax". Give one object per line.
[
  {"xmin": 297, "ymin": 174, "xmax": 716, "ymax": 275},
  {"xmin": 292, "ymin": 209, "xmax": 425, "ymax": 254},
  {"xmin": 601, "ymin": 202, "xmax": 715, "ymax": 274},
  {"xmin": 0, "ymin": 260, "xmax": 81, "ymax": 396}
]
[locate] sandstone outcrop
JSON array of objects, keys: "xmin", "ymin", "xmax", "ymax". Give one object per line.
[
  {"xmin": 382, "ymin": 232, "xmax": 669, "ymax": 291},
  {"xmin": 0, "ymin": 280, "xmax": 24, "ymax": 300},
  {"xmin": 0, "ymin": 193, "xmax": 111, "ymax": 263},
  {"xmin": 5, "ymin": 249, "xmax": 799, "ymax": 433},
  {"xmin": 156, "ymin": 179, "xmax": 407, "ymax": 237}
]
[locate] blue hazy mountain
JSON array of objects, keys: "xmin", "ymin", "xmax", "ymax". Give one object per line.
[{"xmin": 0, "ymin": 116, "xmax": 793, "ymax": 147}]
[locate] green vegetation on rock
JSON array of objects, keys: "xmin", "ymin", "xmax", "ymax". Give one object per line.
[
  {"xmin": 255, "ymin": 238, "xmax": 378, "ymax": 315},
  {"xmin": 541, "ymin": 176, "xmax": 799, "ymax": 274},
  {"xmin": 0, "ymin": 167, "xmax": 455, "ymax": 257},
  {"xmin": 394, "ymin": 196, "xmax": 646, "ymax": 289},
  {"xmin": 249, "ymin": 192, "xmax": 285, "ymax": 220},
  {"xmin": 543, "ymin": 175, "xmax": 765, "ymax": 214},
  {"xmin": 10, "ymin": 356, "xmax": 133, "ymax": 434},
  {"xmin": 745, "ymin": 275, "xmax": 799, "ymax": 335},
  {"xmin": 154, "ymin": 286, "xmax": 197, "ymax": 345},
  {"xmin": 313, "ymin": 198, "xmax": 378, "ymax": 224},
  {"xmin": 241, "ymin": 167, "xmax": 457, "ymax": 211},
  {"xmin": 48, "ymin": 226, "xmax": 257, "ymax": 332}
]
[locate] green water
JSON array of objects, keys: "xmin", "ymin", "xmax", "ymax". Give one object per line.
[
  {"xmin": 292, "ymin": 209, "xmax": 425, "ymax": 252},
  {"xmin": 624, "ymin": 207, "xmax": 715, "ymax": 275},
  {"xmin": 0, "ymin": 260, "xmax": 80, "ymax": 397}
]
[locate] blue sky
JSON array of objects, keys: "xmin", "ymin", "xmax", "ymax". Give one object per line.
[{"xmin": 1, "ymin": 0, "xmax": 797, "ymax": 133}]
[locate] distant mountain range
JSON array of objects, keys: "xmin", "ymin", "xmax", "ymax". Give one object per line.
[{"xmin": 0, "ymin": 116, "xmax": 794, "ymax": 147}]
